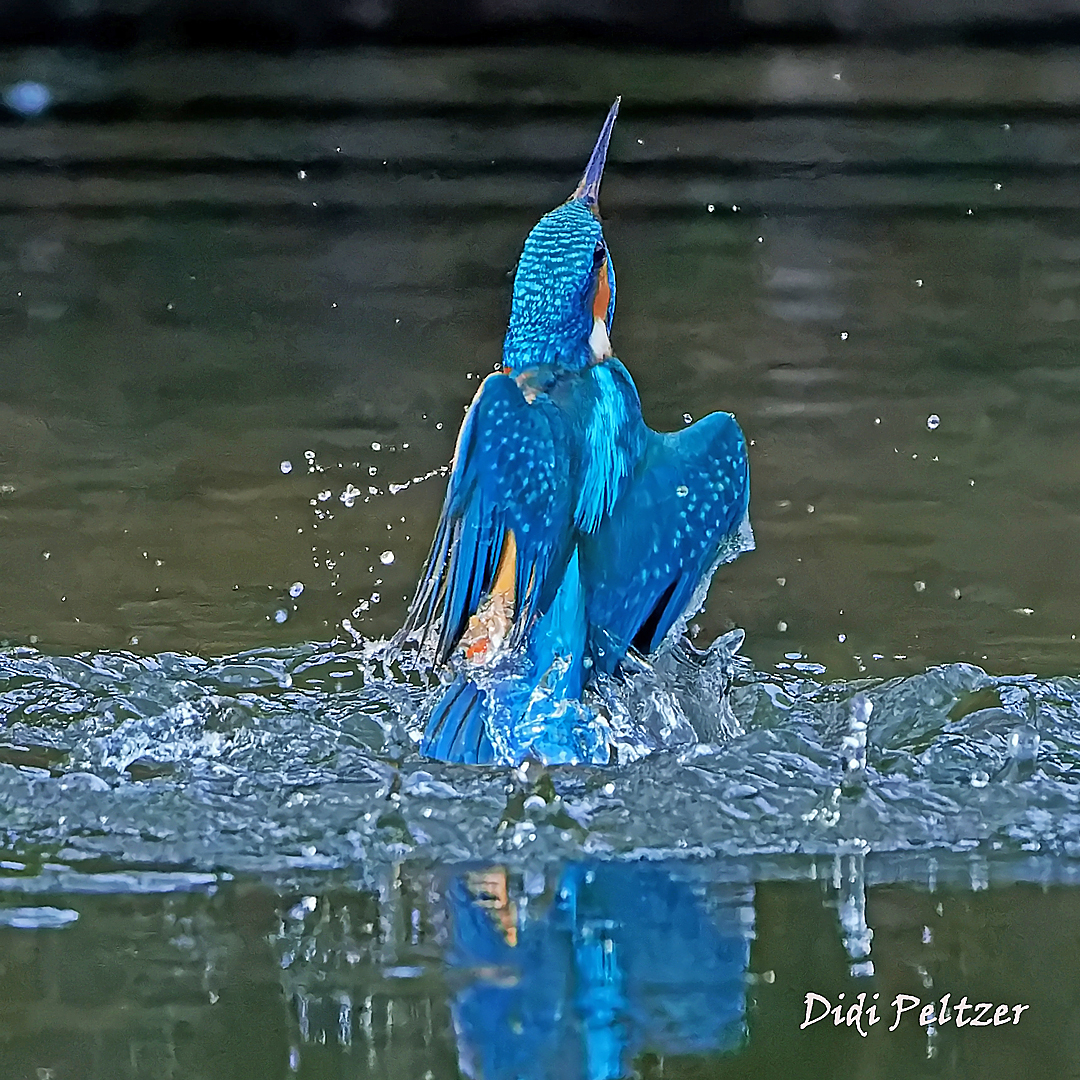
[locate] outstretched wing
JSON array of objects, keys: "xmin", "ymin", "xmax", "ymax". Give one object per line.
[
  {"xmin": 402, "ymin": 372, "xmax": 577, "ymax": 664},
  {"xmin": 580, "ymin": 410, "xmax": 752, "ymax": 673}
]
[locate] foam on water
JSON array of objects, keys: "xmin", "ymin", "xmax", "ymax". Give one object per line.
[{"xmin": 1, "ymin": 637, "xmax": 1079, "ymax": 877}]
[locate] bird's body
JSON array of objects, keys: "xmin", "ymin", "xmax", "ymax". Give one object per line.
[{"xmin": 401, "ymin": 100, "xmax": 753, "ymax": 764}]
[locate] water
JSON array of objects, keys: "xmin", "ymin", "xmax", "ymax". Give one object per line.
[{"xmin": 2, "ymin": 44, "xmax": 1080, "ymax": 1078}]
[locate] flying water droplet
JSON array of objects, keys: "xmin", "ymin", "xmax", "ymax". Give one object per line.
[
  {"xmin": 970, "ymin": 770, "xmax": 989, "ymax": 788},
  {"xmin": 379, "ymin": 551, "xmax": 395, "ymax": 565},
  {"xmin": 280, "ymin": 461, "xmax": 293, "ymax": 474},
  {"xmin": 273, "ymin": 609, "xmax": 289, "ymax": 624},
  {"xmin": 926, "ymin": 414, "xmax": 940, "ymax": 430},
  {"xmin": 289, "ymin": 582, "xmax": 305, "ymax": 598}
]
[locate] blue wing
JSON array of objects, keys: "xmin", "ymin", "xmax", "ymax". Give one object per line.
[
  {"xmin": 402, "ymin": 373, "xmax": 577, "ymax": 664},
  {"xmin": 580, "ymin": 410, "xmax": 752, "ymax": 673}
]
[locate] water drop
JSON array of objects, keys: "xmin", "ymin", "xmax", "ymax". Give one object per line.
[
  {"xmin": 297, "ymin": 169, "xmax": 307, "ymax": 179},
  {"xmin": 707, "ymin": 204, "xmax": 715, "ymax": 212},
  {"xmin": 926, "ymin": 414, "xmax": 940, "ymax": 430},
  {"xmin": 371, "ymin": 441, "xmax": 382, "ymax": 451},
  {"xmin": 289, "ymin": 581, "xmax": 304, "ymax": 598},
  {"xmin": 683, "ymin": 413, "xmax": 692, "ymax": 424},
  {"xmin": 970, "ymin": 770, "xmax": 989, "ymax": 788},
  {"xmin": 1007, "ymin": 725, "xmax": 1040, "ymax": 763},
  {"xmin": 273, "ymin": 609, "xmax": 288, "ymax": 624},
  {"xmin": 379, "ymin": 550, "xmax": 395, "ymax": 565},
  {"xmin": 841, "ymin": 694, "xmax": 870, "ymax": 785},
  {"xmin": 777, "ymin": 621, "xmax": 788, "ymax": 632},
  {"xmin": 280, "ymin": 460, "xmax": 293, "ymax": 474},
  {"xmin": 914, "ymin": 581, "xmax": 926, "ymax": 593}
]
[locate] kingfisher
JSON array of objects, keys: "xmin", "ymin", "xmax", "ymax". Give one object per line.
[{"xmin": 400, "ymin": 99, "xmax": 753, "ymax": 765}]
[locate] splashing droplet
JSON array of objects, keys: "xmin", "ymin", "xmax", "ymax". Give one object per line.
[
  {"xmin": 1007, "ymin": 725, "xmax": 1040, "ymax": 763},
  {"xmin": 379, "ymin": 550, "xmax": 395, "ymax": 565},
  {"xmin": 926, "ymin": 414, "xmax": 940, "ymax": 430},
  {"xmin": 289, "ymin": 582, "xmax": 305, "ymax": 598}
]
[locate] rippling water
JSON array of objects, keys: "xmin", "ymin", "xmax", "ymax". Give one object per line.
[
  {"xmin": 2, "ymin": 45, "xmax": 1080, "ymax": 1079},
  {"xmin": 3, "ymin": 637, "xmax": 1080, "ymax": 869}
]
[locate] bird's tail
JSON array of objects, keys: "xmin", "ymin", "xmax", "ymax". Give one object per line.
[
  {"xmin": 420, "ymin": 673, "xmax": 495, "ymax": 764},
  {"xmin": 420, "ymin": 551, "xmax": 612, "ymax": 766}
]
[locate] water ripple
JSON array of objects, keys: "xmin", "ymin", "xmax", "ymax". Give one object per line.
[{"xmin": 2, "ymin": 639, "xmax": 1079, "ymax": 876}]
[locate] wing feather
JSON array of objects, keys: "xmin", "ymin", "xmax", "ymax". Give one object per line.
[
  {"xmin": 402, "ymin": 373, "xmax": 576, "ymax": 663},
  {"xmin": 581, "ymin": 410, "xmax": 752, "ymax": 672}
]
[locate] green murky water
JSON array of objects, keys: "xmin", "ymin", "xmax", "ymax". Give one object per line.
[{"xmin": 2, "ymin": 45, "xmax": 1080, "ymax": 1078}]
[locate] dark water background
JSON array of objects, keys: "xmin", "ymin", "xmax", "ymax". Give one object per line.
[{"xmin": 2, "ymin": 45, "xmax": 1080, "ymax": 1078}]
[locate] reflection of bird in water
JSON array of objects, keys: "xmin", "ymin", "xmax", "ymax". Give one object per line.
[
  {"xmin": 401, "ymin": 99, "xmax": 753, "ymax": 765},
  {"xmin": 448, "ymin": 862, "xmax": 750, "ymax": 1080}
]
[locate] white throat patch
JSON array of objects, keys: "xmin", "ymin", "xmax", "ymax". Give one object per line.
[{"xmin": 589, "ymin": 317, "xmax": 612, "ymax": 360}]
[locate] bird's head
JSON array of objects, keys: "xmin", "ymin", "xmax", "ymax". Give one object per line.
[{"xmin": 503, "ymin": 98, "xmax": 620, "ymax": 374}]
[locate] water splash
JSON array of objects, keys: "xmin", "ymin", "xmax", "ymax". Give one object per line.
[{"xmin": 1, "ymin": 639, "xmax": 1080, "ymax": 874}]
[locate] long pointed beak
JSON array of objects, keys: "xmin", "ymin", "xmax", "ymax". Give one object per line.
[{"xmin": 572, "ymin": 97, "xmax": 620, "ymax": 208}]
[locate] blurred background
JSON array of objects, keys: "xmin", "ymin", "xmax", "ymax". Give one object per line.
[
  {"xmin": 2, "ymin": 10, "xmax": 1080, "ymax": 677},
  {"xmin": 1, "ymin": 11, "xmax": 1080, "ymax": 1080}
]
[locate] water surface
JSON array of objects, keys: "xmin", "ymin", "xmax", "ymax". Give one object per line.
[{"xmin": 1, "ymin": 45, "xmax": 1080, "ymax": 1079}]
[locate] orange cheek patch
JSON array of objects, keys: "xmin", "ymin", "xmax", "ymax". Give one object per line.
[{"xmin": 592, "ymin": 260, "xmax": 611, "ymax": 322}]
